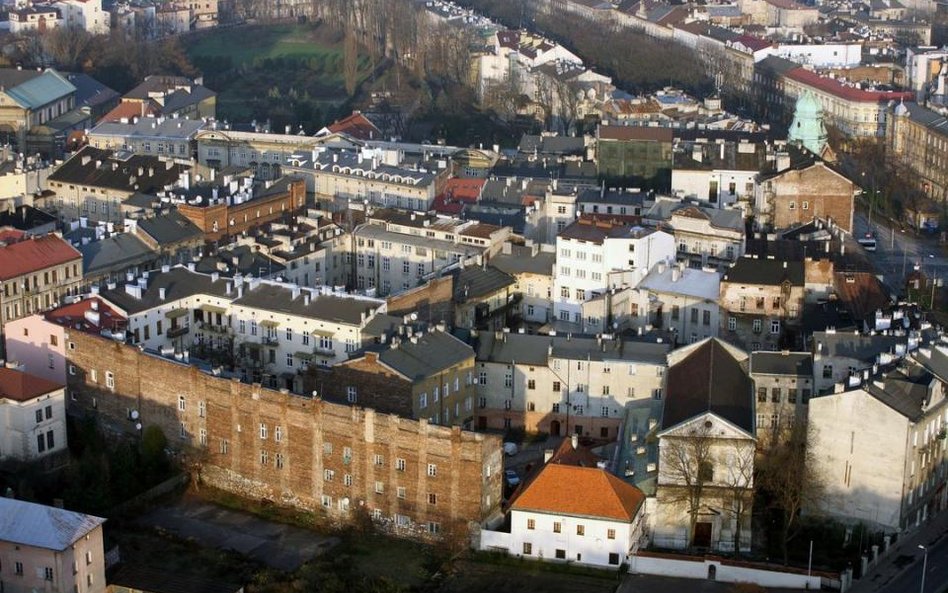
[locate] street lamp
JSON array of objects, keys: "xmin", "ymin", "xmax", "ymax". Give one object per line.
[{"xmin": 919, "ymin": 544, "xmax": 928, "ymax": 593}]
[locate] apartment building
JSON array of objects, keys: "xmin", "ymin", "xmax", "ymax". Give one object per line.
[
  {"xmin": 553, "ymin": 219, "xmax": 674, "ymax": 326},
  {"xmin": 749, "ymin": 350, "xmax": 813, "ymax": 447},
  {"xmin": 196, "ymin": 129, "xmax": 338, "ymax": 179},
  {"xmin": 118, "ymin": 75, "xmax": 216, "ymax": 120},
  {"xmin": 887, "ymin": 101, "xmax": 948, "ymax": 201},
  {"xmin": 634, "ymin": 261, "xmax": 721, "ymax": 344},
  {"xmin": 46, "ymin": 146, "xmax": 188, "ymax": 223},
  {"xmin": 9, "ymin": 5, "xmax": 61, "ymax": 33},
  {"xmin": 473, "ymin": 332, "xmax": 669, "ymax": 439},
  {"xmin": 240, "ymin": 214, "xmax": 350, "ymax": 289},
  {"xmin": 57, "ymin": 0, "xmax": 109, "ymax": 34},
  {"xmin": 96, "ymin": 266, "xmax": 387, "ymax": 391},
  {"xmin": 56, "ymin": 324, "xmax": 502, "ymax": 538},
  {"xmin": 596, "ymin": 126, "xmax": 674, "ymax": 183},
  {"xmin": 0, "ymin": 68, "xmax": 76, "ymax": 156},
  {"xmin": 809, "ymin": 347, "xmax": 948, "ymax": 531},
  {"xmin": 755, "ymin": 158, "xmax": 858, "ymax": 234},
  {"xmin": 285, "ymin": 148, "xmax": 448, "ymax": 212},
  {"xmin": 489, "ymin": 242, "xmax": 555, "ymax": 326},
  {"xmin": 0, "ymin": 234, "xmax": 83, "ymax": 338},
  {"xmin": 350, "ymin": 210, "xmax": 510, "ymax": 296},
  {"xmin": 86, "ymin": 117, "xmax": 207, "ymax": 161},
  {"xmin": 322, "ymin": 327, "xmax": 476, "ymax": 427},
  {"xmin": 719, "ymin": 257, "xmax": 805, "ymax": 352},
  {"xmin": 0, "ymin": 498, "xmax": 106, "ymax": 593},
  {"xmin": 811, "ymin": 329, "xmax": 910, "ymax": 395},
  {"xmin": 644, "ymin": 198, "xmax": 745, "ymax": 271},
  {"xmin": 671, "ymin": 139, "xmax": 767, "ymax": 209},
  {"xmin": 0, "ymin": 366, "xmax": 67, "ymax": 461}
]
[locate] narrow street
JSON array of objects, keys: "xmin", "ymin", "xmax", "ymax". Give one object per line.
[{"xmin": 852, "ymin": 210, "xmax": 948, "ymax": 293}]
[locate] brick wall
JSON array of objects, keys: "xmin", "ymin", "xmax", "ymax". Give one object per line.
[
  {"xmin": 771, "ymin": 165, "xmax": 855, "ymax": 233},
  {"xmin": 386, "ymin": 276, "xmax": 454, "ymax": 323},
  {"xmin": 316, "ymin": 354, "xmax": 415, "ymax": 418},
  {"xmin": 64, "ymin": 330, "xmax": 503, "ymax": 536}
]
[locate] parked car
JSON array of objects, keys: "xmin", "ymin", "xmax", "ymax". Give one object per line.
[
  {"xmin": 504, "ymin": 469, "xmax": 520, "ymax": 487},
  {"xmin": 503, "ymin": 442, "xmax": 519, "ymax": 456}
]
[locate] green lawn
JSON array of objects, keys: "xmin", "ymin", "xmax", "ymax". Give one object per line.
[{"xmin": 187, "ymin": 24, "xmax": 342, "ymax": 66}]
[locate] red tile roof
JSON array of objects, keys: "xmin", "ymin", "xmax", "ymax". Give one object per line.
[
  {"xmin": 0, "ymin": 368, "xmax": 63, "ymax": 402},
  {"xmin": 441, "ymin": 178, "xmax": 485, "ymax": 203},
  {"xmin": 0, "ymin": 235, "xmax": 81, "ymax": 281},
  {"xmin": 0, "ymin": 229, "xmax": 26, "ymax": 244},
  {"xmin": 512, "ymin": 463, "xmax": 645, "ymax": 522},
  {"xmin": 45, "ymin": 297, "xmax": 127, "ymax": 335},
  {"xmin": 785, "ymin": 67, "xmax": 915, "ymax": 103},
  {"xmin": 734, "ymin": 34, "xmax": 773, "ymax": 52},
  {"xmin": 98, "ymin": 99, "xmax": 161, "ymax": 124},
  {"xmin": 327, "ymin": 112, "xmax": 381, "ymax": 141}
]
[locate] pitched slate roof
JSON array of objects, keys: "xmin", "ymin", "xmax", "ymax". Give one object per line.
[
  {"xmin": 663, "ymin": 338, "xmax": 753, "ymax": 433},
  {"xmin": 511, "ymin": 463, "xmax": 646, "ymax": 522},
  {"xmin": 722, "ymin": 257, "xmax": 804, "ymax": 286},
  {"xmin": 452, "ymin": 266, "xmax": 515, "ymax": 302},
  {"xmin": 0, "ymin": 498, "xmax": 105, "ymax": 550},
  {"xmin": 79, "ymin": 233, "xmax": 156, "ymax": 276},
  {"xmin": 136, "ymin": 210, "xmax": 203, "ymax": 245},
  {"xmin": 378, "ymin": 330, "xmax": 474, "ymax": 380},
  {"xmin": 0, "ymin": 368, "xmax": 63, "ymax": 402},
  {"xmin": 48, "ymin": 146, "xmax": 187, "ymax": 193},
  {"xmin": 233, "ymin": 284, "xmax": 378, "ymax": 325},
  {"xmin": 0, "ymin": 234, "xmax": 82, "ymax": 280},
  {"xmin": 750, "ymin": 351, "xmax": 813, "ymax": 376}
]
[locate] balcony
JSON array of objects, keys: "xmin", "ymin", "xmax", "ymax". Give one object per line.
[
  {"xmin": 313, "ymin": 344, "xmax": 335, "ymax": 357},
  {"xmin": 262, "ymin": 335, "xmax": 279, "ymax": 347},
  {"xmin": 198, "ymin": 321, "xmax": 232, "ymax": 335},
  {"xmin": 166, "ymin": 325, "xmax": 190, "ymax": 339}
]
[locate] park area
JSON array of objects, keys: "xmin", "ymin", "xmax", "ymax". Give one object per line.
[{"xmin": 185, "ymin": 24, "xmax": 373, "ymax": 131}]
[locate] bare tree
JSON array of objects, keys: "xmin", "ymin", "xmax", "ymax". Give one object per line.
[
  {"xmin": 723, "ymin": 442, "xmax": 754, "ymax": 557},
  {"xmin": 757, "ymin": 421, "xmax": 825, "ymax": 565},
  {"xmin": 660, "ymin": 423, "xmax": 715, "ymax": 549}
]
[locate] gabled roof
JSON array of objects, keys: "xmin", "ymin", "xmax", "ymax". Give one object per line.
[
  {"xmin": 2, "ymin": 69, "xmax": 75, "ymax": 110},
  {"xmin": 721, "ymin": 257, "xmax": 804, "ymax": 286},
  {"xmin": 0, "ymin": 368, "xmax": 63, "ymax": 402},
  {"xmin": 0, "ymin": 234, "xmax": 82, "ymax": 280},
  {"xmin": 136, "ymin": 210, "xmax": 203, "ymax": 245},
  {"xmin": 452, "ymin": 266, "xmax": 515, "ymax": 302},
  {"xmin": 511, "ymin": 464, "xmax": 646, "ymax": 522},
  {"xmin": 750, "ymin": 351, "xmax": 813, "ymax": 376},
  {"xmin": 663, "ymin": 338, "xmax": 753, "ymax": 433},
  {"xmin": 0, "ymin": 498, "xmax": 105, "ymax": 551},
  {"xmin": 324, "ymin": 112, "xmax": 381, "ymax": 141}
]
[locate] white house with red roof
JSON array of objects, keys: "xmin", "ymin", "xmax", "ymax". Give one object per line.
[
  {"xmin": 0, "ymin": 366, "xmax": 66, "ymax": 461},
  {"xmin": 480, "ymin": 438, "xmax": 647, "ymax": 568}
]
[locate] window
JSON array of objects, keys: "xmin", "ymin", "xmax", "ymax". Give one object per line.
[
  {"xmin": 178, "ymin": 395, "xmax": 186, "ymax": 411},
  {"xmin": 324, "ymin": 442, "xmax": 333, "ymax": 455},
  {"xmin": 609, "ymin": 552, "xmax": 620, "ymax": 565},
  {"xmin": 199, "ymin": 428, "xmax": 207, "ymax": 446},
  {"xmin": 322, "ymin": 495, "xmax": 332, "ymax": 508},
  {"xmin": 523, "ymin": 542, "xmax": 533, "ymax": 555},
  {"xmin": 703, "ymin": 310, "xmax": 711, "ymax": 326},
  {"xmin": 427, "ymin": 463, "xmax": 437, "ymax": 477},
  {"xmin": 698, "ymin": 461, "xmax": 714, "ymax": 482},
  {"xmin": 396, "ymin": 458, "xmax": 406, "ymax": 471},
  {"xmin": 36, "ymin": 409, "xmax": 43, "ymax": 423},
  {"xmin": 260, "ymin": 423, "xmax": 268, "ymax": 439},
  {"xmin": 690, "ymin": 308, "xmax": 699, "ymax": 324},
  {"xmin": 220, "ymin": 439, "xmax": 229, "ymax": 454},
  {"xmin": 44, "ymin": 566, "xmax": 54, "ymax": 580},
  {"xmin": 607, "ymin": 528, "xmax": 616, "ymax": 540},
  {"xmin": 788, "ymin": 389, "xmax": 798, "ymax": 404},
  {"xmin": 375, "ymin": 481, "xmax": 384, "ymax": 494},
  {"xmin": 527, "ymin": 379, "xmax": 536, "ymax": 390},
  {"xmin": 276, "ymin": 453, "xmax": 284, "ymax": 469},
  {"xmin": 15, "ymin": 561, "xmax": 24, "ymax": 575},
  {"xmin": 324, "ymin": 469, "xmax": 335, "ymax": 481},
  {"xmin": 428, "ymin": 522, "xmax": 441, "ymax": 535},
  {"xmin": 671, "ymin": 305, "xmax": 680, "ymax": 320},
  {"xmin": 822, "ymin": 365, "xmax": 833, "ymax": 379},
  {"xmin": 397, "ymin": 486, "xmax": 406, "ymax": 499},
  {"xmin": 527, "ymin": 518, "xmax": 535, "ymax": 530},
  {"xmin": 428, "ymin": 493, "xmax": 437, "ymax": 505},
  {"xmin": 198, "ymin": 401, "xmax": 206, "ymax": 418},
  {"xmin": 275, "ymin": 426, "xmax": 283, "ymax": 442},
  {"xmin": 286, "ymin": 353, "xmax": 294, "ymax": 367},
  {"xmin": 346, "ymin": 386, "xmax": 358, "ymax": 403},
  {"xmin": 37, "ymin": 432, "xmax": 46, "ymax": 452},
  {"xmin": 771, "ymin": 388, "xmax": 781, "ymax": 403},
  {"xmin": 771, "ymin": 320, "xmax": 781, "ymax": 334},
  {"xmin": 260, "ymin": 450, "xmax": 269, "ymax": 465},
  {"xmin": 802, "ymin": 201, "xmax": 809, "ymax": 210},
  {"xmin": 555, "ymin": 549, "xmax": 566, "ymax": 560},
  {"xmin": 753, "ymin": 319, "xmax": 762, "ymax": 334},
  {"xmin": 553, "ymin": 522, "xmax": 562, "ymax": 533},
  {"xmin": 344, "ymin": 474, "xmax": 353, "ymax": 486},
  {"xmin": 576, "ymin": 524, "xmax": 585, "ymax": 536},
  {"xmin": 757, "ymin": 387, "xmax": 767, "ymax": 402}
]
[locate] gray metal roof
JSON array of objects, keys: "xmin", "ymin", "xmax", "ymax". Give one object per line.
[
  {"xmin": 475, "ymin": 332, "xmax": 669, "ymax": 366},
  {"xmin": 812, "ymin": 331, "xmax": 904, "ymax": 362},
  {"xmin": 453, "ymin": 266, "xmax": 515, "ymax": 302},
  {"xmin": 79, "ymin": 233, "xmax": 156, "ymax": 276},
  {"xmin": 136, "ymin": 210, "xmax": 203, "ymax": 245},
  {"xmin": 862, "ymin": 365, "xmax": 931, "ymax": 422},
  {"xmin": 0, "ymin": 498, "xmax": 105, "ymax": 551},
  {"xmin": 645, "ymin": 199, "xmax": 744, "ymax": 232},
  {"xmin": 379, "ymin": 330, "xmax": 474, "ymax": 380},
  {"xmin": 100, "ymin": 267, "xmax": 232, "ymax": 314},
  {"xmin": 750, "ymin": 351, "xmax": 813, "ymax": 376},
  {"xmin": 722, "ymin": 257, "xmax": 804, "ymax": 286},
  {"xmin": 490, "ymin": 245, "xmax": 555, "ymax": 276},
  {"xmin": 88, "ymin": 117, "xmax": 207, "ymax": 140}
]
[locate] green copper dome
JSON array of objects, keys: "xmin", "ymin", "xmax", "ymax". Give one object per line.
[{"xmin": 788, "ymin": 92, "xmax": 828, "ymax": 156}]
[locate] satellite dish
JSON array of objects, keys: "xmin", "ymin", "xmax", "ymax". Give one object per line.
[
  {"xmin": 131, "ymin": 410, "xmax": 139, "ymax": 420},
  {"xmin": 410, "ymin": 312, "xmax": 418, "ymax": 321},
  {"xmin": 135, "ymin": 423, "xmax": 142, "ymax": 431}
]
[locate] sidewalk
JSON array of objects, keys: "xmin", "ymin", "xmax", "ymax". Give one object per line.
[{"xmin": 848, "ymin": 510, "xmax": 948, "ymax": 593}]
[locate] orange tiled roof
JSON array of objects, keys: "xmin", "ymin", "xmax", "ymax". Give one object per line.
[
  {"xmin": 0, "ymin": 235, "xmax": 81, "ymax": 281},
  {"xmin": 511, "ymin": 463, "xmax": 645, "ymax": 522},
  {"xmin": 0, "ymin": 368, "xmax": 63, "ymax": 402},
  {"xmin": 327, "ymin": 112, "xmax": 381, "ymax": 141},
  {"xmin": 98, "ymin": 99, "xmax": 161, "ymax": 124}
]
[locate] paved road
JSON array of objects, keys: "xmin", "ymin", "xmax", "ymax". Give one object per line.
[
  {"xmin": 878, "ymin": 534, "xmax": 948, "ymax": 593},
  {"xmin": 853, "ymin": 210, "xmax": 948, "ymax": 291}
]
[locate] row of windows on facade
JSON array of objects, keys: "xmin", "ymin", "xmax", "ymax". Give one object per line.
[
  {"xmin": 520, "ymin": 543, "xmax": 622, "ymax": 565},
  {"xmin": 3, "ymin": 265, "xmax": 79, "ymax": 297},
  {"xmin": 756, "ymin": 387, "xmax": 811, "ymax": 404},
  {"xmin": 481, "ymin": 361, "xmax": 663, "ymax": 377},
  {"xmin": 4, "ymin": 291, "xmax": 63, "ymax": 321},
  {"xmin": 736, "ymin": 296, "xmax": 794, "ymax": 313},
  {"xmin": 68, "ymin": 366, "xmax": 115, "ymax": 389},
  {"xmin": 558, "ymin": 248, "xmax": 604, "ymax": 262},
  {"xmin": 727, "ymin": 317, "xmax": 783, "ymax": 334},
  {"xmin": 135, "ymin": 316, "xmax": 353, "ymax": 349},
  {"xmin": 0, "ymin": 550, "xmax": 94, "ymax": 583},
  {"xmin": 558, "ymin": 270, "xmax": 604, "ymax": 283},
  {"xmin": 678, "ymin": 243, "xmax": 738, "ymax": 259}
]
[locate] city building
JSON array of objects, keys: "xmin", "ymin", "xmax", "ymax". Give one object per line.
[
  {"xmin": 719, "ymin": 257, "xmax": 805, "ymax": 351},
  {"xmin": 644, "ymin": 198, "xmax": 745, "ymax": 271},
  {"xmin": 755, "ymin": 158, "xmax": 858, "ymax": 233},
  {"xmin": 489, "ymin": 242, "xmax": 556, "ymax": 326},
  {"xmin": 321, "ymin": 326, "xmax": 476, "ymax": 427},
  {"xmin": 473, "ymin": 331, "xmax": 668, "ymax": 438},
  {"xmin": 86, "ymin": 117, "xmax": 207, "ymax": 161},
  {"xmin": 553, "ymin": 219, "xmax": 674, "ymax": 326},
  {"xmin": 480, "ymin": 439, "xmax": 647, "ymax": 568},
  {"xmin": 633, "ymin": 261, "xmax": 721, "ymax": 344},
  {"xmin": 0, "ymin": 498, "xmax": 106, "ymax": 593},
  {"xmin": 596, "ymin": 125, "xmax": 674, "ymax": 183},
  {"xmin": 102, "ymin": 76, "xmax": 216, "ymax": 123},
  {"xmin": 0, "ymin": 68, "xmax": 76, "ymax": 156},
  {"xmin": 57, "ymin": 0, "xmax": 109, "ymax": 34},
  {"xmin": 45, "ymin": 146, "xmax": 188, "ymax": 223},
  {"xmin": 0, "ymin": 366, "xmax": 67, "ymax": 461},
  {"xmin": 748, "ymin": 350, "xmax": 813, "ymax": 447},
  {"xmin": 8, "ymin": 4, "xmax": 61, "ymax": 33},
  {"xmin": 887, "ymin": 101, "xmax": 948, "ymax": 202},
  {"xmin": 808, "ymin": 349, "xmax": 947, "ymax": 531},
  {"xmin": 653, "ymin": 338, "xmax": 755, "ymax": 552},
  {"xmin": 0, "ymin": 234, "xmax": 83, "ymax": 340},
  {"xmin": 671, "ymin": 139, "xmax": 767, "ymax": 210}
]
